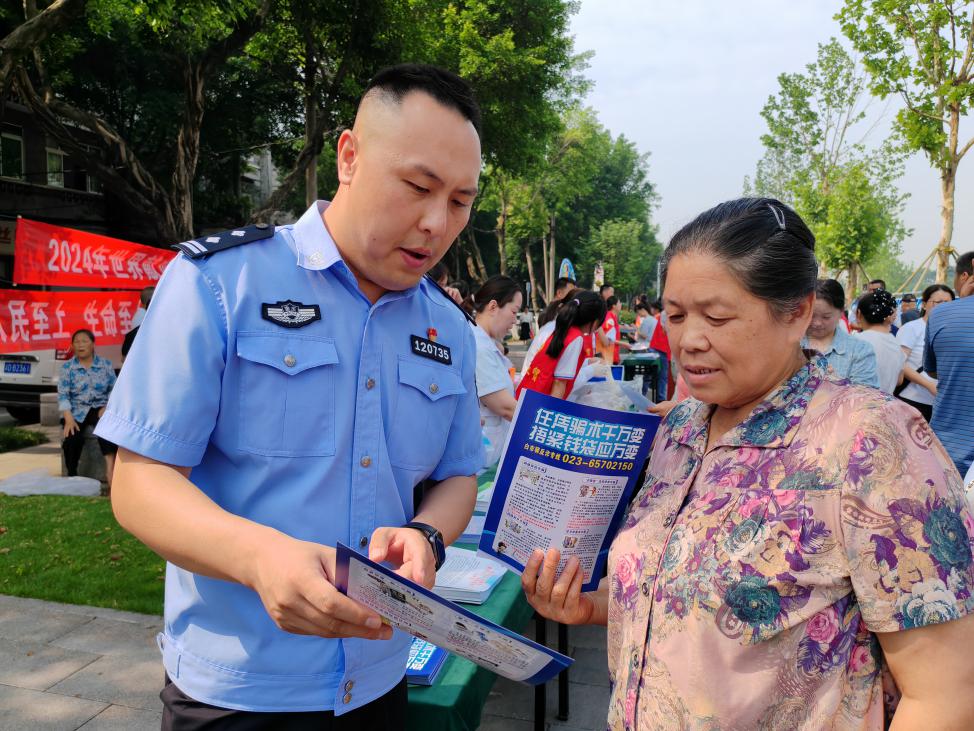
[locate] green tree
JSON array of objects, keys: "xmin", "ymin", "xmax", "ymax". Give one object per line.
[
  {"xmin": 585, "ymin": 219, "xmax": 656, "ymax": 297},
  {"xmin": 801, "ymin": 163, "xmax": 896, "ymax": 298},
  {"xmin": 838, "ymin": 0, "xmax": 974, "ymax": 282},
  {"xmin": 4, "ymin": 0, "xmax": 271, "ymax": 242},
  {"xmin": 480, "ymin": 107, "xmax": 659, "ymax": 306},
  {"xmin": 252, "ymin": 0, "xmax": 583, "ymax": 222},
  {"xmin": 748, "ymin": 38, "xmax": 910, "ymax": 295}
]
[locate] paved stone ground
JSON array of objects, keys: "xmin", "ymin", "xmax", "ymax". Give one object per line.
[
  {"xmin": 0, "ymin": 595, "xmax": 163, "ymax": 730},
  {"xmin": 0, "ymin": 594, "xmax": 608, "ymax": 731}
]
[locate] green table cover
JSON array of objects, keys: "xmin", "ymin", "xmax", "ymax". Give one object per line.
[{"xmin": 406, "ymin": 466, "xmax": 534, "ymax": 731}]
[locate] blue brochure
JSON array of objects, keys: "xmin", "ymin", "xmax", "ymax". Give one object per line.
[
  {"xmin": 405, "ymin": 637, "xmax": 448, "ymax": 685},
  {"xmin": 334, "ymin": 543, "xmax": 572, "ymax": 686},
  {"xmin": 478, "ymin": 390, "xmax": 659, "ymax": 591}
]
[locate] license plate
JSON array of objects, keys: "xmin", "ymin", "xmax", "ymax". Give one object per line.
[{"xmin": 3, "ymin": 362, "xmax": 31, "ymax": 375}]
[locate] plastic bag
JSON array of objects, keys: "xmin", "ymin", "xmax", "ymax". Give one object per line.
[{"xmin": 0, "ymin": 469, "xmax": 101, "ymax": 496}]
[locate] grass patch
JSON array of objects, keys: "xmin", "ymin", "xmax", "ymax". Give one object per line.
[
  {"xmin": 0, "ymin": 494, "xmax": 164, "ymax": 615},
  {"xmin": 0, "ymin": 426, "xmax": 48, "ymax": 453}
]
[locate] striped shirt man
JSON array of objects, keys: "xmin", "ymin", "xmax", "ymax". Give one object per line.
[{"xmin": 925, "ymin": 295, "xmax": 974, "ymax": 476}]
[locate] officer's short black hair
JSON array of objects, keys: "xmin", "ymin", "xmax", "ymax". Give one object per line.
[
  {"xmin": 363, "ymin": 64, "xmax": 481, "ymax": 136},
  {"xmin": 957, "ymin": 250, "xmax": 974, "ymax": 277}
]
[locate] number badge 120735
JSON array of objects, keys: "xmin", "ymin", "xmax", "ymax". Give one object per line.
[{"xmin": 410, "ymin": 335, "xmax": 452, "ymax": 366}]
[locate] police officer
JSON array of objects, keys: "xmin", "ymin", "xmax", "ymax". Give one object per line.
[{"xmin": 97, "ymin": 64, "xmax": 484, "ymax": 729}]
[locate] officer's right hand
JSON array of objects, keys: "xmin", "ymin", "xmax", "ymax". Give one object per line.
[
  {"xmin": 63, "ymin": 417, "xmax": 79, "ymax": 438},
  {"xmin": 250, "ymin": 536, "xmax": 392, "ymax": 641}
]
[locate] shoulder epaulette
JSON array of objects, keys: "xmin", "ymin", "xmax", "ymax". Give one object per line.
[{"xmin": 172, "ymin": 223, "xmax": 275, "ymax": 259}]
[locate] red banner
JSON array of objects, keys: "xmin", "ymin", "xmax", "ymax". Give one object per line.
[
  {"xmin": 13, "ymin": 218, "xmax": 176, "ymax": 289},
  {"xmin": 0, "ymin": 290, "xmax": 140, "ymax": 352}
]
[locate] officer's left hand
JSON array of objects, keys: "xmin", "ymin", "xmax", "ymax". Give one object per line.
[{"xmin": 369, "ymin": 527, "xmax": 437, "ymax": 589}]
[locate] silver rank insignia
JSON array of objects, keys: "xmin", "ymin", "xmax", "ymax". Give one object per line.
[{"xmin": 261, "ymin": 300, "xmax": 321, "ymax": 328}]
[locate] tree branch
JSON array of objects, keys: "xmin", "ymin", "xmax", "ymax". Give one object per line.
[
  {"xmin": 958, "ymin": 3, "xmax": 974, "ymax": 79},
  {"xmin": 958, "ymin": 134, "xmax": 974, "ymax": 161},
  {"xmin": 901, "ymin": 89, "xmax": 949, "ymax": 123},
  {"xmin": 0, "ymin": 0, "xmax": 85, "ymax": 91},
  {"xmin": 249, "ymin": 47, "xmax": 353, "ymax": 222},
  {"xmin": 13, "ymin": 68, "xmax": 178, "ymax": 238},
  {"xmin": 899, "ymin": 10, "xmax": 940, "ymax": 86}
]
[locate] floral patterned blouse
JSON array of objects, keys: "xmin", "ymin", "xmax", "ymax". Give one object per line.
[{"xmin": 606, "ymin": 354, "xmax": 974, "ymax": 730}]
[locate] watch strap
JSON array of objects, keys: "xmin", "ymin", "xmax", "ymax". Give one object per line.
[{"xmin": 404, "ymin": 521, "xmax": 446, "ymax": 570}]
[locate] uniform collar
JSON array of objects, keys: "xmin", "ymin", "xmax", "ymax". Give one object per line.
[
  {"xmin": 669, "ymin": 352, "xmax": 827, "ymax": 455},
  {"xmin": 292, "ymin": 200, "xmax": 344, "ymax": 272}
]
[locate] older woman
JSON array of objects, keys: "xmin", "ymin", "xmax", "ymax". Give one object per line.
[
  {"xmin": 805, "ymin": 278, "xmax": 879, "ymax": 387},
  {"xmin": 58, "ymin": 328, "xmax": 117, "ymax": 488},
  {"xmin": 523, "ymin": 198, "xmax": 974, "ymax": 730}
]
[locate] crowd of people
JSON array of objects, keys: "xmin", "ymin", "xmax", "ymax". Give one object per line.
[{"xmin": 82, "ymin": 63, "xmax": 974, "ymax": 730}]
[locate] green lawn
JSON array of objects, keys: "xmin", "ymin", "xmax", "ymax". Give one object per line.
[
  {"xmin": 0, "ymin": 426, "xmax": 48, "ymax": 453},
  {"xmin": 0, "ymin": 494, "xmax": 164, "ymax": 615}
]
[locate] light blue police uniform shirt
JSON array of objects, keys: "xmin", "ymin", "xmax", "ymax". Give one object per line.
[{"xmin": 96, "ymin": 201, "xmax": 483, "ymax": 713}]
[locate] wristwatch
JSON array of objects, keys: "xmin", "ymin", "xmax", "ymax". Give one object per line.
[{"xmin": 404, "ymin": 521, "xmax": 446, "ymax": 571}]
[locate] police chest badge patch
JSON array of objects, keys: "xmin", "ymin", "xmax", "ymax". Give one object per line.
[
  {"xmin": 411, "ymin": 334, "xmax": 452, "ymax": 365},
  {"xmin": 261, "ymin": 300, "xmax": 321, "ymax": 328}
]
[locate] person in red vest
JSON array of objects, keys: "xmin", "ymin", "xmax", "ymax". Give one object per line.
[
  {"xmin": 598, "ymin": 296, "xmax": 631, "ymax": 365},
  {"xmin": 517, "ymin": 291, "xmax": 606, "ymax": 400},
  {"xmin": 649, "ymin": 308, "xmax": 671, "ymax": 402}
]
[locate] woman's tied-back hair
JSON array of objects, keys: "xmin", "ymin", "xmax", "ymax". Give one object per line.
[
  {"xmin": 546, "ymin": 290, "xmax": 607, "ymax": 358},
  {"xmin": 539, "ymin": 287, "xmax": 583, "ymax": 327},
  {"xmin": 815, "ymin": 279, "xmax": 846, "ymax": 312},
  {"xmin": 463, "ymin": 275, "xmax": 521, "ymax": 316},
  {"xmin": 857, "ymin": 290, "xmax": 897, "ymax": 325},
  {"xmin": 661, "ymin": 198, "xmax": 818, "ymax": 320}
]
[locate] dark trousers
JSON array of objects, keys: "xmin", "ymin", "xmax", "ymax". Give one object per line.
[
  {"xmin": 160, "ymin": 675, "xmax": 408, "ymax": 731},
  {"xmin": 61, "ymin": 408, "xmax": 116, "ymax": 477}
]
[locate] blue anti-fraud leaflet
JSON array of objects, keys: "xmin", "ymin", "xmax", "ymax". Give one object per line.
[
  {"xmin": 334, "ymin": 543, "xmax": 572, "ymax": 685},
  {"xmin": 478, "ymin": 390, "xmax": 660, "ymax": 592}
]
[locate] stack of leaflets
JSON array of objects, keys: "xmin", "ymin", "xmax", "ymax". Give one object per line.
[
  {"xmin": 433, "ymin": 546, "xmax": 507, "ymax": 604},
  {"xmin": 458, "ymin": 513, "xmax": 485, "ymax": 544},
  {"xmin": 405, "ymin": 637, "xmax": 448, "ymax": 686},
  {"xmin": 475, "ymin": 484, "xmax": 494, "ymax": 513}
]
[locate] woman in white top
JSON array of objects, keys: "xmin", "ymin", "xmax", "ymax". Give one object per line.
[
  {"xmin": 896, "ymin": 283, "xmax": 956, "ymax": 421},
  {"xmin": 518, "ymin": 288, "xmax": 581, "ymax": 385},
  {"xmin": 852, "ymin": 289, "xmax": 906, "ymax": 394},
  {"xmin": 467, "ymin": 275, "xmax": 523, "ymax": 465}
]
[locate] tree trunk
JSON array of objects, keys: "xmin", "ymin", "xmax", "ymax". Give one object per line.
[
  {"xmin": 540, "ymin": 226, "xmax": 549, "ymax": 305},
  {"xmin": 846, "ymin": 264, "xmax": 859, "ymax": 308},
  {"xmin": 303, "ymin": 26, "xmax": 318, "ymax": 207},
  {"xmin": 250, "ymin": 40, "xmax": 353, "ymax": 222},
  {"xmin": 546, "ymin": 213, "xmax": 556, "ymax": 303},
  {"xmin": 496, "ymin": 205, "xmax": 507, "ymax": 276},
  {"xmin": 525, "ymin": 241, "xmax": 540, "ymax": 311},
  {"xmin": 169, "ymin": 60, "xmax": 206, "ymax": 240},
  {"xmin": 936, "ymin": 165, "xmax": 956, "ymax": 283},
  {"xmin": 464, "ymin": 229, "xmax": 487, "ymax": 284}
]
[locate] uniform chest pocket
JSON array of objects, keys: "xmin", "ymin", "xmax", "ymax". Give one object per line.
[
  {"xmin": 236, "ymin": 332, "xmax": 339, "ymax": 457},
  {"xmin": 388, "ymin": 356, "xmax": 466, "ymax": 470}
]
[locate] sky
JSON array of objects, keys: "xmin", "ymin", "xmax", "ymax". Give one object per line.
[{"xmin": 568, "ymin": 0, "xmax": 973, "ymax": 270}]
